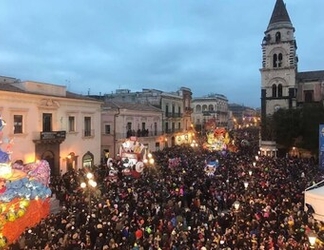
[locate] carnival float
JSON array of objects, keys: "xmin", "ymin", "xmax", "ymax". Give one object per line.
[
  {"xmin": 202, "ymin": 118, "xmax": 237, "ymax": 152},
  {"xmin": 0, "ymin": 115, "xmax": 51, "ymax": 248}
]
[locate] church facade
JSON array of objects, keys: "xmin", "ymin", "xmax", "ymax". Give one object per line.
[{"xmin": 260, "ymin": 0, "xmax": 324, "ymax": 155}]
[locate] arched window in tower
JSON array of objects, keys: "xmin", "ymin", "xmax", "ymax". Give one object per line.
[
  {"xmin": 275, "ymin": 32, "xmax": 281, "ymax": 43},
  {"xmin": 278, "ymin": 84, "xmax": 283, "ymax": 97},
  {"xmin": 278, "ymin": 53, "xmax": 283, "ymax": 67},
  {"xmin": 272, "ymin": 84, "xmax": 277, "ymax": 97},
  {"xmin": 273, "ymin": 54, "xmax": 277, "ymax": 68},
  {"xmin": 273, "ymin": 53, "xmax": 283, "ymax": 68}
]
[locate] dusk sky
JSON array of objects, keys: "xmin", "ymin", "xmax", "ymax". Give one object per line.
[{"xmin": 1, "ymin": 0, "xmax": 323, "ymax": 108}]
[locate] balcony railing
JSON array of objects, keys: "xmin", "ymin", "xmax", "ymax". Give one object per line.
[
  {"xmin": 40, "ymin": 131, "xmax": 66, "ymax": 140},
  {"xmin": 165, "ymin": 112, "xmax": 182, "ymax": 118},
  {"xmin": 82, "ymin": 129, "xmax": 95, "ymax": 138},
  {"xmin": 115, "ymin": 131, "xmax": 164, "ymax": 140}
]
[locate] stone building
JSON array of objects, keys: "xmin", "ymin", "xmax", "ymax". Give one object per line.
[{"xmin": 0, "ymin": 76, "xmax": 102, "ymax": 175}]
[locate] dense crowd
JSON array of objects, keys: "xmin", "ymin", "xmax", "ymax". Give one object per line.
[{"xmin": 6, "ymin": 129, "xmax": 324, "ymax": 249}]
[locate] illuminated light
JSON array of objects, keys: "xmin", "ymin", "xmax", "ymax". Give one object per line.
[
  {"xmin": 0, "ymin": 163, "xmax": 12, "ymax": 177},
  {"xmin": 149, "ymin": 158, "xmax": 154, "ymax": 165},
  {"xmin": 88, "ymin": 179, "xmax": 97, "ymax": 188},
  {"xmin": 148, "ymin": 153, "xmax": 152, "ymax": 158},
  {"xmin": 86, "ymin": 172, "xmax": 94, "ymax": 179},
  {"xmin": 233, "ymin": 201, "xmax": 240, "ymax": 210},
  {"xmin": 80, "ymin": 182, "xmax": 86, "ymax": 189},
  {"xmin": 308, "ymin": 232, "xmax": 317, "ymax": 247}
]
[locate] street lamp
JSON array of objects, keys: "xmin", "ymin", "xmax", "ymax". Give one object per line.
[
  {"xmin": 248, "ymin": 170, "xmax": 252, "ymax": 176},
  {"xmin": 144, "ymin": 152, "xmax": 155, "ymax": 175},
  {"xmin": 244, "ymin": 181, "xmax": 249, "ymax": 190},
  {"xmin": 233, "ymin": 200, "xmax": 240, "ymax": 231},
  {"xmin": 308, "ymin": 232, "xmax": 317, "ymax": 249},
  {"xmin": 253, "ymin": 162, "xmax": 256, "ymax": 167},
  {"xmin": 80, "ymin": 172, "xmax": 97, "ymax": 215}
]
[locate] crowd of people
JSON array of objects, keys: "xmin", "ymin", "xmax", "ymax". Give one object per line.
[{"xmin": 6, "ymin": 129, "xmax": 324, "ymax": 249}]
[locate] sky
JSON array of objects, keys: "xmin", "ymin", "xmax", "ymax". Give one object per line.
[{"xmin": 0, "ymin": 0, "xmax": 324, "ymax": 108}]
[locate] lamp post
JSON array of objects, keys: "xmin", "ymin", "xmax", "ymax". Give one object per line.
[
  {"xmin": 233, "ymin": 200, "xmax": 240, "ymax": 231},
  {"xmin": 248, "ymin": 170, "xmax": 252, "ymax": 176},
  {"xmin": 80, "ymin": 172, "xmax": 97, "ymax": 215},
  {"xmin": 144, "ymin": 152, "xmax": 155, "ymax": 175},
  {"xmin": 244, "ymin": 181, "xmax": 249, "ymax": 190},
  {"xmin": 308, "ymin": 232, "xmax": 317, "ymax": 249}
]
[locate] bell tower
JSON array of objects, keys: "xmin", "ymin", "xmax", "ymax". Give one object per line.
[{"xmin": 260, "ymin": 0, "xmax": 298, "ymax": 117}]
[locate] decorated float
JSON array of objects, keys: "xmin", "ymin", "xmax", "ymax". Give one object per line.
[
  {"xmin": 108, "ymin": 136, "xmax": 147, "ymax": 179},
  {"xmin": 0, "ymin": 115, "xmax": 51, "ymax": 248},
  {"xmin": 203, "ymin": 125, "xmax": 237, "ymax": 153}
]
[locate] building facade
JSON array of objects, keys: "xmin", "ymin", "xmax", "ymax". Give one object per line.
[
  {"xmin": 96, "ymin": 87, "xmax": 194, "ymax": 149},
  {"xmin": 191, "ymin": 93, "xmax": 229, "ymax": 132},
  {"xmin": 0, "ymin": 77, "xmax": 102, "ymax": 175},
  {"xmin": 101, "ymin": 100, "xmax": 163, "ymax": 159}
]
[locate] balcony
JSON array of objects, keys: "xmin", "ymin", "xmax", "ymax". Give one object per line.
[
  {"xmin": 82, "ymin": 129, "xmax": 95, "ymax": 138},
  {"xmin": 40, "ymin": 131, "xmax": 66, "ymax": 140},
  {"xmin": 165, "ymin": 112, "xmax": 182, "ymax": 118},
  {"xmin": 115, "ymin": 130, "xmax": 164, "ymax": 140}
]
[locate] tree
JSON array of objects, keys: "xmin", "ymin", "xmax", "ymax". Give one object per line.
[
  {"xmin": 299, "ymin": 103, "xmax": 324, "ymax": 154},
  {"xmin": 272, "ymin": 108, "xmax": 302, "ymax": 149}
]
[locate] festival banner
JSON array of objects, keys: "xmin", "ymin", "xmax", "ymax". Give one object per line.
[{"xmin": 319, "ymin": 124, "xmax": 324, "ymax": 170}]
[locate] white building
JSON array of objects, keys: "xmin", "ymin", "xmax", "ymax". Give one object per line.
[
  {"xmin": 191, "ymin": 93, "xmax": 229, "ymax": 132},
  {"xmin": 0, "ymin": 77, "xmax": 102, "ymax": 175},
  {"xmin": 101, "ymin": 100, "xmax": 163, "ymax": 158}
]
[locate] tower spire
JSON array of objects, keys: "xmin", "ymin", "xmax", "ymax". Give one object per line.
[{"xmin": 267, "ymin": 0, "xmax": 293, "ymax": 31}]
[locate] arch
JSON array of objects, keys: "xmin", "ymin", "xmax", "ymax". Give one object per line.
[
  {"xmin": 202, "ymin": 104, "xmax": 208, "ymax": 111},
  {"xmin": 41, "ymin": 150, "xmax": 55, "ymax": 176},
  {"xmin": 82, "ymin": 151, "xmax": 94, "ymax": 168},
  {"xmin": 196, "ymin": 105, "xmax": 201, "ymax": 112},
  {"xmin": 208, "ymin": 104, "xmax": 214, "ymax": 111},
  {"xmin": 272, "ymin": 84, "xmax": 277, "ymax": 97}
]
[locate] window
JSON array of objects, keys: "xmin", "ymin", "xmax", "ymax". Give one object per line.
[
  {"xmin": 14, "ymin": 115, "xmax": 23, "ymax": 134},
  {"xmin": 68, "ymin": 116, "xmax": 75, "ymax": 132},
  {"xmin": 127, "ymin": 122, "xmax": 132, "ymax": 131},
  {"xmin": 275, "ymin": 32, "xmax": 281, "ymax": 43},
  {"xmin": 278, "ymin": 53, "xmax": 282, "ymax": 67},
  {"xmin": 273, "ymin": 53, "xmax": 283, "ymax": 68},
  {"xmin": 165, "ymin": 105, "xmax": 169, "ymax": 117},
  {"xmin": 142, "ymin": 122, "xmax": 146, "ymax": 131},
  {"xmin": 84, "ymin": 116, "xmax": 91, "ymax": 137},
  {"xmin": 165, "ymin": 122, "xmax": 169, "ymax": 133},
  {"xmin": 196, "ymin": 105, "xmax": 201, "ymax": 112},
  {"xmin": 105, "ymin": 124, "xmax": 111, "ymax": 134},
  {"xmin": 272, "ymin": 84, "xmax": 277, "ymax": 97},
  {"xmin": 278, "ymin": 84, "xmax": 283, "ymax": 97},
  {"xmin": 43, "ymin": 113, "xmax": 52, "ymax": 132},
  {"xmin": 304, "ymin": 90, "xmax": 314, "ymax": 103},
  {"xmin": 154, "ymin": 122, "xmax": 157, "ymax": 136}
]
